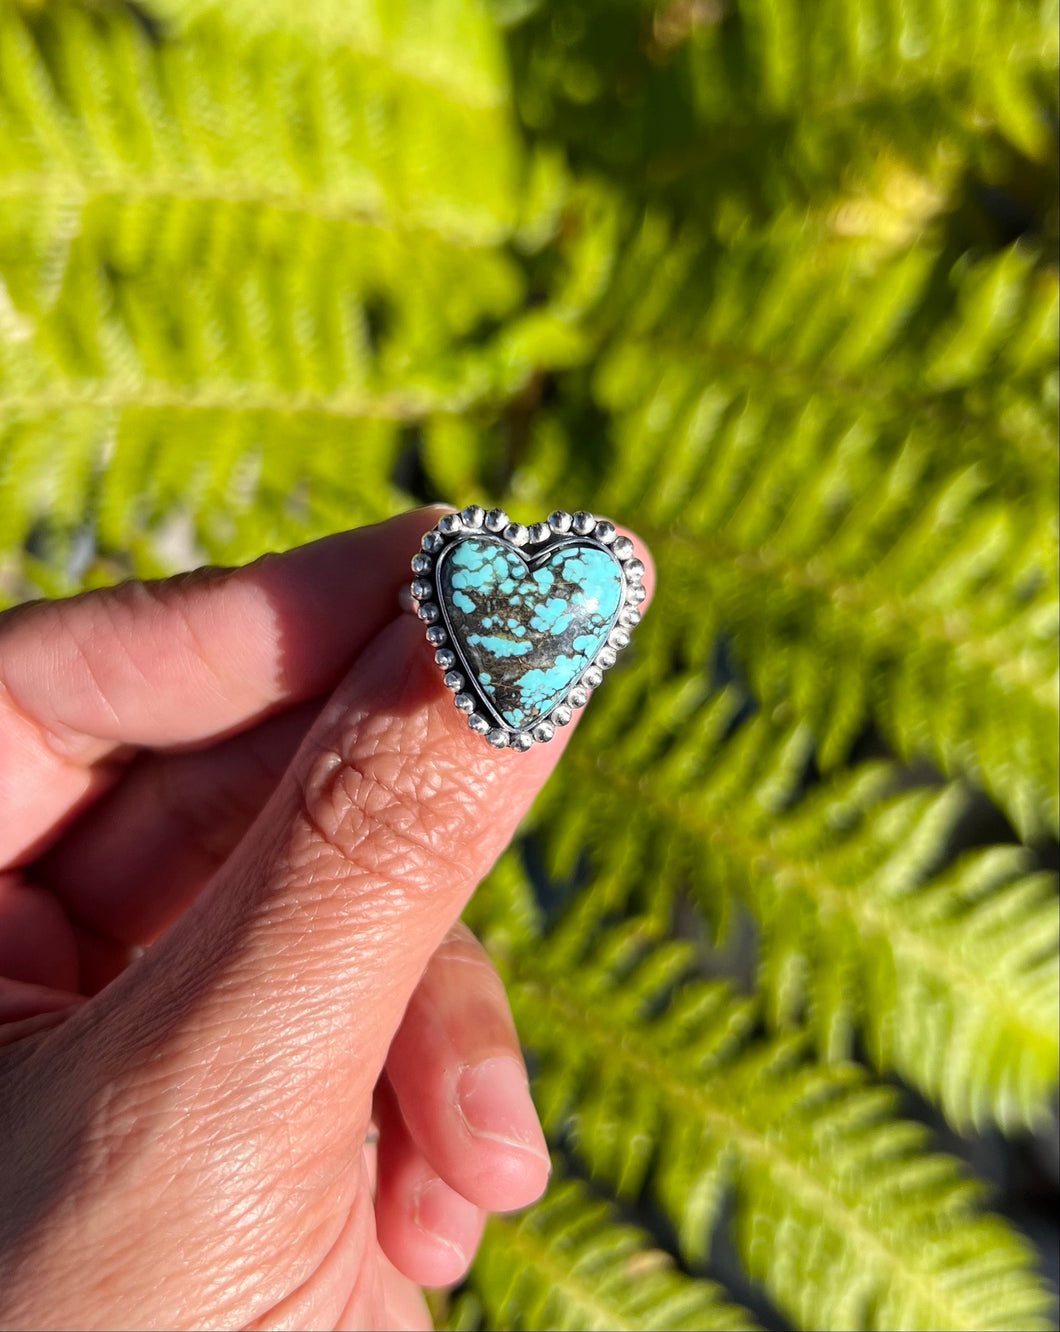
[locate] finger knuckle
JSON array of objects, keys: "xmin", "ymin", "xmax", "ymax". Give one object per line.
[{"xmin": 294, "ymin": 708, "xmax": 499, "ymax": 897}]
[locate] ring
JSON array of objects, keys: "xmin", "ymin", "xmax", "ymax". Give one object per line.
[{"xmin": 406, "ymin": 507, "xmax": 646, "ymax": 750}]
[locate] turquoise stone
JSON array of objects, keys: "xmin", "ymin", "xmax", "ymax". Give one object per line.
[{"xmin": 438, "ymin": 537, "xmax": 624, "ymax": 729}]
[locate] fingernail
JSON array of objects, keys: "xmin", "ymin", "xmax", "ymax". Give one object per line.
[
  {"xmin": 457, "ymin": 1056, "xmax": 550, "ymax": 1165},
  {"xmin": 412, "ymin": 1176, "xmax": 469, "ymax": 1267}
]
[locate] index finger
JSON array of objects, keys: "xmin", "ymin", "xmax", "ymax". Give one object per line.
[{"xmin": 0, "ymin": 507, "xmax": 449, "ymax": 868}]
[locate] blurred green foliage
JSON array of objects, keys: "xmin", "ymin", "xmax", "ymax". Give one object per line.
[{"xmin": 0, "ymin": 0, "xmax": 1057, "ymax": 1327}]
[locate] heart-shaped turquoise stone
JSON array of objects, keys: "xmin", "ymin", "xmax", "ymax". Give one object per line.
[{"xmin": 438, "ymin": 537, "xmax": 624, "ymax": 730}]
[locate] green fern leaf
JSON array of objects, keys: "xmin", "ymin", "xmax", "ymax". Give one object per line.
[
  {"xmin": 466, "ymin": 1174, "xmax": 758, "ymax": 1332},
  {"xmin": 539, "ymin": 667, "xmax": 1059, "ymax": 1130},
  {"xmin": 504, "ymin": 0, "xmax": 1059, "ymax": 219},
  {"xmin": 590, "ymin": 226, "xmax": 1059, "ymax": 836},
  {"xmin": 413, "ymin": 195, "xmax": 1059, "ymax": 834},
  {"xmin": 1, "ymin": 2, "xmax": 1056, "ymax": 1327},
  {"xmin": 0, "ymin": 0, "xmax": 539, "ymax": 588},
  {"xmin": 498, "ymin": 910, "xmax": 1053, "ymax": 1332}
]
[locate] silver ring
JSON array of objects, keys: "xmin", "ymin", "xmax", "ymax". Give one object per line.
[{"xmin": 405, "ymin": 507, "xmax": 646, "ymax": 750}]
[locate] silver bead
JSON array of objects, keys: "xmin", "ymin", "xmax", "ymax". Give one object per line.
[
  {"xmin": 411, "ymin": 578, "xmax": 432, "ymax": 601},
  {"xmin": 503, "ymin": 523, "xmax": 529, "ymax": 547},
  {"xmin": 438, "ymin": 512, "xmax": 463, "ymax": 536},
  {"xmin": 468, "ymin": 714, "xmax": 490, "ymax": 734},
  {"xmin": 410, "ymin": 552, "xmax": 432, "ymax": 575},
  {"xmin": 510, "ymin": 732, "xmax": 534, "ymax": 752},
  {"xmin": 421, "ymin": 530, "xmax": 444, "ymax": 553},
  {"xmin": 611, "ymin": 535, "xmax": 634, "ymax": 560},
  {"xmin": 619, "ymin": 606, "xmax": 641, "ymax": 628},
  {"xmin": 461, "ymin": 505, "xmax": 485, "ymax": 528},
  {"xmin": 548, "ymin": 511, "xmax": 573, "ymax": 533},
  {"xmin": 596, "ymin": 647, "xmax": 617, "ymax": 670},
  {"xmin": 572, "ymin": 511, "xmax": 596, "ymax": 535},
  {"xmin": 594, "ymin": 520, "xmax": 616, "ymax": 544},
  {"xmin": 418, "ymin": 602, "xmax": 440, "ymax": 624},
  {"xmin": 486, "ymin": 728, "xmax": 510, "ymax": 749},
  {"xmin": 624, "ymin": 558, "xmax": 645, "ymax": 582},
  {"xmin": 582, "ymin": 665, "xmax": 604, "ymax": 689},
  {"xmin": 528, "ymin": 521, "xmax": 551, "ymax": 545},
  {"xmin": 552, "ymin": 704, "xmax": 573, "ymax": 726},
  {"xmin": 444, "ymin": 670, "xmax": 465, "ymax": 691},
  {"xmin": 629, "ymin": 584, "xmax": 647, "ymax": 604},
  {"xmin": 568, "ymin": 686, "xmax": 588, "ymax": 709},
  {"xmin": 455, "ymin": 693, "xmax": 476, "ymax": 713},
  {"xmin": 531, "ymin": 720, "xmax": 555, "ymax": 743},
  {"xmin": 608, "ymin": 626, "xmax": 630, "ymax": 649},
  {"xmin": 426, "ymin": 626, "xmax": 448, "ymax": 645},
  {"xmin": 484, "ymin": 508, "xmax": 509, "ymax": 532},
  {"xmin": 435, "ymin": 648, "xmax": 456, "ymax": 670}
]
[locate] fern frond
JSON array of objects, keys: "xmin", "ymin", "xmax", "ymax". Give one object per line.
[
  {"xmin": 538, "ymin": 667, "xmax": 1060, "ymax": 1130},
  {"xmin": 1, "ymin": 3, "xmax": 1055, "ymax": 1324},
  {"xmin": 411, "ymin": 183, "xmax": 1059, "ymax": 833},
  {"xmin": 504, "ymin": 0, "xmax": 1059, "ymax": 218},
  {"xmin": 0, "ymin": 1, "xmax": 520, "ymax": 260},
  {"xmin": 591, "ymin": 211, "xmax": 1058, "ymax": 835},
  {"xmin": 497, "ymin": 912, "xmax": 1053, "ymax": 1332},
  {"xmin": 150, "ymin": 0, "xmax": 512, "ymax": 112},
  {"xmin": 466, "ymin": 1174, "xmax": 757, "ymax": 1332},
  {"xmin": 0, "ymin": 0, "xmax": 559, "ymax": 588},
  {"xmin": 593, "ymin": 220, "xmax": 1058, "ymax": 496}
]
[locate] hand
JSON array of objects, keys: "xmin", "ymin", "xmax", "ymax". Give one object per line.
[{"xmin": 0, "ymin": 507, "xmax": 650, "ymax": 1330}]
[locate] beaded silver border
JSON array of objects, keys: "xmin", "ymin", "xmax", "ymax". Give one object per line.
[{"xmin": 408, "ymin": 507, "xmax": 646, "ymax": 750}]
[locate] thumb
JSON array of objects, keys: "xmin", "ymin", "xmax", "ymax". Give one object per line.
[
  {"xmin": 173, "ymin": 610, "xmax": 567, "ymax": 1104},
  {"xmin": 137, "ymin": 520, "xmax": 652, "ymax": 1126},
  {"xmin": 5, "ymin": 521, "xmax": 651, "ymax": 1318}
]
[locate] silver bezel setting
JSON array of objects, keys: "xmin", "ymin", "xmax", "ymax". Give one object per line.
[{"xmin": 408, "ymin": 508, "xmax": 645, "ymax": 750}]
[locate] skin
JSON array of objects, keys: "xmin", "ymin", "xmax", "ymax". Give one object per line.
[{"xmin": 0, "ymin": 507, "xmax": 652, "ymax": 1331}]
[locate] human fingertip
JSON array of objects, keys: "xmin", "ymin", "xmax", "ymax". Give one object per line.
[
  {"xmin": 411, "ymin": 1177, "xmax": 474, "ymax": 1283},
  {"xmin": 457, "ymin": 1057, "xmax": 551, "ymax": 1205}
]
